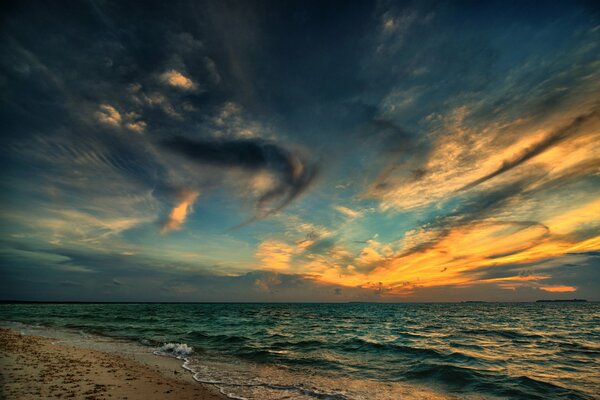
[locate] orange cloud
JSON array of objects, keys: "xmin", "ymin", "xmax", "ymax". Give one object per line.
[
  {"xmin": 96, "ymin": 104, "xmax": 147, "ymax": 133},
  {"xmin": 160, "ymin": 69, "xmax": 196, "ymax": 90},
  {"xmin": 539, "ymin": 285, "xmax": 577, "ymax": 293},
  {"xmin": 249, "ymin": 101, "xmax": 599, "ymax": 296},
  {"xmin": 308, "ymin": 213, "xmax": 599, "ymax": 297},
  {"xmin": 161, "ymin": 191, "xmax": 199, "ymax": 233},
  {"xmin": 96, "ymin": 104, "xmax": 121, "ymax": 127},
  {"xmin": 355, "ymin": 240, "xmax": 393, "ymax": 270},
  {"xmin": 367, "ymin": 97, "xmax": 599, "ymax": 211},
  {"xmin": 256, "ymin": 240, "xmax": 297, "ymax": 271},
  {"xmin": 250, "ymin": 195, "xmax": 599, "ymax": 297}
]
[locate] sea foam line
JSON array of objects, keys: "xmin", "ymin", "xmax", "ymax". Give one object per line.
[{"xmin": 154, "ymin": 343, "xmax": 348, "ymax": 400}]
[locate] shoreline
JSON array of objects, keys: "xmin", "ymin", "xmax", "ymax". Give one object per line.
[
  {"xmin": 0, "ymin": 327, "xmax": 225, "ymax": 399},
  {"xmin": 0, "ymin": 322, "xmax": 465, "ymax": 400}
]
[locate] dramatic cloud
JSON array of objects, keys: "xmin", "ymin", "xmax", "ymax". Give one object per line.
[
  {"xmin": 161, "ymin": 136, "xmax": 318, "ymax": 216},
  {"xmin": 1, "ymin": 0, "xmax": 598, "ymax": 301}
]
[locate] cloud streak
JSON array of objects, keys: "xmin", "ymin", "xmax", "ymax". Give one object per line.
[{"xmin": 458, "ymin": 111, "xmax": 598, "ymax": 192}]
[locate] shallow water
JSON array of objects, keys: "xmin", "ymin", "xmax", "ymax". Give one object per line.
[{"xmin": 1, "ymin": 302, "xmax": 598, "ymax": 399}]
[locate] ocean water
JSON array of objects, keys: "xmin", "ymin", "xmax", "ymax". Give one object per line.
[{"xmin": 1, "ymin": 302, "xmax": 598, "ymax": 399}]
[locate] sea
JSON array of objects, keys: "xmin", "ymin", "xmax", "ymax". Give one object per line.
[{"xmin": 1, "ymin": 302, "xmax": 598, "ymax": 400}]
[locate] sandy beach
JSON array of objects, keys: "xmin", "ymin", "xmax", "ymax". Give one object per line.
[{"xmin": 0, "ymin": 328, "xmax": 224, "ymax": 400}]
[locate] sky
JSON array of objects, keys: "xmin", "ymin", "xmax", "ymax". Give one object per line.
[{"xmin": 1, "ymin": 0, "xmax": 599, "ymax": 302}]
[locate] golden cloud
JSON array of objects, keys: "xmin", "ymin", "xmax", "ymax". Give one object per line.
[
  {"xmin": 161, "ymin": 191, "xmax": 199, "ymax": 233},
  {"xmin": 160, "ymin": 69, "xmax": 196, "ymax": 90},
  {"xmin": 256, "ymin": 240, "xmax": 298, "ymax": 271},
  {"xmin": 539, "ymin": 285, "xmax": 577, "ymax": 293},
  {"xmin": 96, "ymin": 104, "xmax": 122, "ymax": 127}
]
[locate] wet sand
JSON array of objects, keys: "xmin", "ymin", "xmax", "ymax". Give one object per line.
[{"xmin": 0, "ymin": 328, "xmax": 225, "ymax": 400}]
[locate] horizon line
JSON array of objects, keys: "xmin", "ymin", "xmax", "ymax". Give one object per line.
[{"xmin": 0, "ymin": 299, "xmax": 592, "ymax": 305}]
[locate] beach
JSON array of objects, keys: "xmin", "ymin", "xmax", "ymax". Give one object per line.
[
  {"xmin": 0, "ymin": 325, "xmax": 457, "ymax": 400},
  {"xmin": 0, "ymin": 328, "xmax": 224, "ymax": 400}
]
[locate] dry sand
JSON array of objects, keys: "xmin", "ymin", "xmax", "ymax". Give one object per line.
[{"xmin": 0, "ymin": 328, "xmax": 225, "ymax": 400}]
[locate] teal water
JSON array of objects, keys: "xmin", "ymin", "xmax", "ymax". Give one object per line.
[{"xmin": 1, "ymin": 303, "xmax": 598, "ymax": 399}]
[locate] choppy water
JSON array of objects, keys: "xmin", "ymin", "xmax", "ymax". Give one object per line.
[{"xmin": 1, "ymin": 302, "xmax": 598, "ymax": 399}]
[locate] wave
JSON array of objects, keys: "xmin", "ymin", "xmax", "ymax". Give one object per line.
[
  {"xmin": 405, "ymin": 364, "xmax": 593, "ymax": 400},
  {"xmin": 405, "ymin": 363, "xmax": 485, "ymax": 387},
  {"xmin": 180, "ymin": 359, "xmax": 349, "ymax": 400},
  {"xmin": 458, "ymin": 328, "xmax": 543, "ymax": 340},
  {"xmin": 238, "ymin": 336, "xmax": 484, "ymax": 366},
  {"xmin": 155, "ymin": 342, "xmax": 194, "ymax": 358},
  {"xmin": 552, "ymin": 340, "xmax": 600, "ymax": 355},
  {"xmin": 188, "ymin": 331, "xmax": 250, "ymax": 344},
  {"xmin": 448, "ymin": 341, "xmax": 486, "ymax": 351},
  {"xmin": 504, "ymin": 375, "xmax": 593, "ymax": 400},
  {"xmin": 268, "ymin": 339, "xmax": 324, "ymax": 350},
  {"xmin": 391, "ymin": 330, "xmax": 426, "ymax": 338},
  {"xmin": 339, "ymin": 337, "xmax": 443, "ymax": 359},
  {"xmin": 335, "ymin": 337, "xmax": 486, "ymax": 365}
]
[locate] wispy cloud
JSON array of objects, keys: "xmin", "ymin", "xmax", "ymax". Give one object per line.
[
  {"xmin": 334, "ymin": 206, "xmax": 362, "ymax": 219},
  {"xmin": 458, "ymin": 111, "xmax": 598, "ymax": 192},
  {"xmin": 161, "ymin": 191, "xmax": 199, "ymax": 233}
]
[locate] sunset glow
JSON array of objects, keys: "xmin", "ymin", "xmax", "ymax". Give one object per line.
[{"xmin": 1, "ymin": 1, "xmax": 598, "ymax": 302}]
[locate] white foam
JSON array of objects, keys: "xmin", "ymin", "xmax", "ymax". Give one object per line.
[
  {"xmin": 156, "ymin": 342, "xmax": 194, "ymax": 357},
  {"xmin": 180, "ymin": 355, "xmax": 350, "ymax": 400}
]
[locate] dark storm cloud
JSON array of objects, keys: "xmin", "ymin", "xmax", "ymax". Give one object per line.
[
  {"xmin": 459, "ymin": 110, "xmax": 599, "ymax": 192},
  {"xmin": 161, "ymin": 136, "xmax": 318, "ymax": 214}
]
